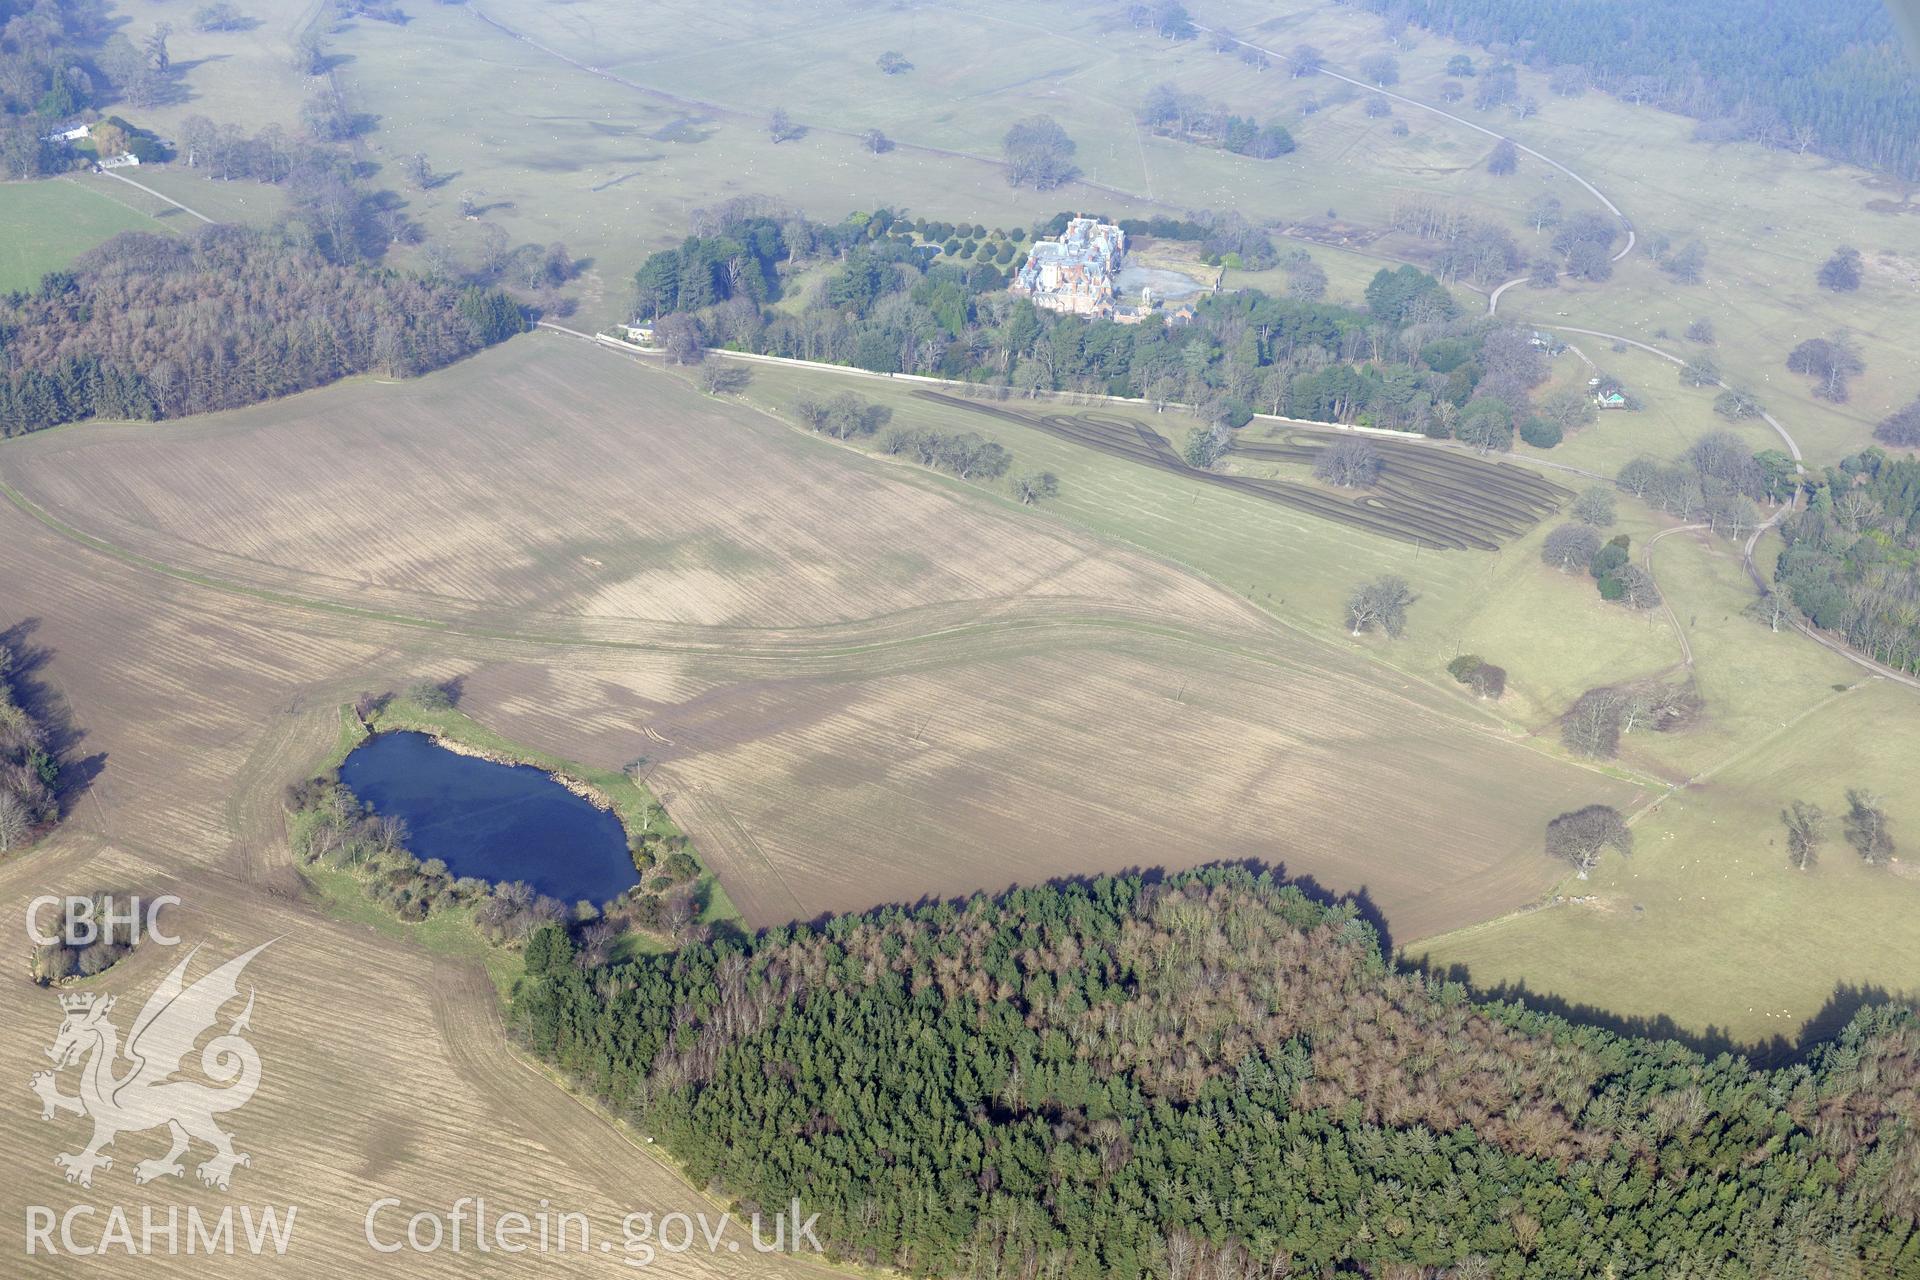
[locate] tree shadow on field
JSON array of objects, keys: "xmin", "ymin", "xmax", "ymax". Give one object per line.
[
  {"xmin": 0, "ymin": 619, "xmax": 106, "ymax": 815},
  {"xmin": 1412, "ymin": 956, "xmax": 1912, "ymax": 1068}
]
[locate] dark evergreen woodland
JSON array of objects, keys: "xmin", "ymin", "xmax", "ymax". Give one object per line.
[
  {"xmin": 1363, "ymin": 0, "xmax": 1920, "ymax": 179},
  {"xmin": 514, "ymin": 868, "xmax": 1920, "ymax": 1279}
]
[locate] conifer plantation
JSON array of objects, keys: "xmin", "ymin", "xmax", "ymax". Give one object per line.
[{"xmin": 513, "ymin": 868, "xmax": 1920, "ymax": 1279}]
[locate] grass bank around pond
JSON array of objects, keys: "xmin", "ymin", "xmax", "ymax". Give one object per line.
[{"xmin": 301, "ymin": 695, "xmax": 740, "ymax": 993}]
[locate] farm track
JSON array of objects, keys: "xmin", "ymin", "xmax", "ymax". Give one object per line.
[{"xmin": 915, "ymin": 391, "xmax": 1570, "ymax": 551}]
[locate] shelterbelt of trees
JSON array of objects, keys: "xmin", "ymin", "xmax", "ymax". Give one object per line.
[
  {"xmin": 512, "ymin": 867, "xmax": 1920, "ymax": 1280},
  {"xmin": 635, "ymin": 200, "xmax": 1618, "ymax": 450},
  {"xmin": 0, "ymin": 227, "xmax": 524, "ymax": 435},
  {"xmin": 1359, "ymin": 0, "xmax": 1920, "ymax": 180}
]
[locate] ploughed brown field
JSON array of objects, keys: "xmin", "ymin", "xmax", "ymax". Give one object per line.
[
  {"xmin": 0, "ymin": 334, "xmax": 1641, "ymax": 1270},
  {"xmin": 2, "ymin": 334, "xmax": 1641, "ymax": 935}
]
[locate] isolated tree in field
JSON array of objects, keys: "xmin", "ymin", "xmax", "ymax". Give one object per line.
[
  {"xmin": 191, "ymin": 2, "xmax": 246, "ymax": 31},
  {"xmin": 1526, "ymin": 195, "xmax": 1563, "ymax": 232},
  {"xmin": 1714, "ymin": 389, "xmax": 1763, "ymax": 421},
  {"xmin": 1544, "ymin": 804, "xmax": 1632, "ymax": 878},
  {"xmin": 1345, "ymin": 575, "xmax": 1413, "ymax": 638},
  {"xmin": 1782, "ymin": 800, "xmax": 1827, "ymax": 871},
  {"xmin": 1011, "ymin": 471, "xmax": 1059, "ymax": 505},
  {"xmin": 861, "ymin": 129, "xmax": 893, "ymax": 155},
  {"xmin": 1002, "ymin": 116, "xmax": 1079, "ymax": 190},
  {"xmin": 1562, "ymin": 686, "xmax": 1626, "ymax": 757},
  {"xmin": 767, "ymin": 108, "xmax": 805, "ymax": 144},
  {"xmin": 1679, "ymin": 356, "xmax": 1720, "ymax": 388},
  {"xmin": 1359, "ymin": 53, "xmax": 1399, "ymax": 86},
  {"xmin": 1290, "ymin": 44, "xmax": 1322, "ymax": 76},
  {"xmin": 1182, "ymin": 425, "xmax": 1228, "ymax": 469},
  {"xmin": 1843, "ymin": 790, "xmax": 1895, "ymax": 865},
  {"xmin": 1542, "ymin": 524, "xmax": 1603, "ymax": 573},
  {"xmin": 697, "ymin": 364, "xmax": 750, "ymax": 396},
  {"xmin": 1686, "ymin": 317, "xmax": 1716, "ymax": 344},
  {"xmin": 1786, "ymin": 333, "xmax": 1864, "ymax": 403},
  {"xmin": 1439, "ymin": 80, "xmax": 1465, "ymax": 102},
  {"xmin": 1446, "ymin": 54, "xmax": 1476, "ymax": 77},
  {"xmin": 1571, "ymin": 486, "xmax": 1616, "ymax": 528},
  {"xmin": 1664, "ymin": 241, "xmax": 1707, "ymax": 284},
  {"xmin": 875, "ymin": 50, "xmax": 913, "ymax": 74},
  {"xmin": 406, "ymin": 678, "xmax": 454, "ymax": 710},
  {"xmin": 1449, "ymin": 655, "xmax": 1506, "ymax": 699},
  {"xmin": 144, "ymin": 23, "xmax": 172, "ymax": 73},
  {"xmin": 398, "ymin": 152, "xmax": 434, "ymax": 189},
  {"xmin": 1876, "ymin": 399, "xmax": 1920, "ymax": 448},
  {"xmin": 1817, "ymin": 246, "xmax": 1862, "ymax": 292},
  {"xmin": 1313, "ymin": 437, "xmax": 1382, "ymax": 488},
  {"xmin": 1486, "ymin": 138, "xmax": 1518, "ymax": 175}
]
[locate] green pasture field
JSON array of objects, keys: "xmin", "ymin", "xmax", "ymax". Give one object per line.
[
  {"xmin": 79, "ymin": 167, "xmax": 292, "ymax": 227},
  {"xmin": 723, "ymin": 359, "xmax": 1679, "ymax": 733},
  {"xmin": 0, "ymin": 179, "xmax": 169, "ymax": 292},
  {"xmin": 1415, "ymin": 518, "xmax": 1920, "ymax": 1047},
  {"xmin": 705, "ymin": 356, "xmax": 1920, "ymax": 1044},
  {"xmin": 1415, "ymin": 676, "xmax": 1920, "ymax": 1050}
]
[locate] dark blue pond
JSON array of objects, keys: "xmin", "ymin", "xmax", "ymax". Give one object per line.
[{"xmin": 338, "ymin": 731, "xmax": 638, "ymax": 904}]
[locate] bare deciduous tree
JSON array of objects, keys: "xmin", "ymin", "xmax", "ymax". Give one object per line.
[
  {"xmin": 1782, "ymin": 800, "xmax": 1826, "ymax": 871},
  {"xmin": 1345, "ymin": 575, "xmax": 1414, "ymax": 638},
  {"xmin": 1545, "ymin": 805, "xmax": 1632, "ymax": 878},
  {"xmin": 1011, "ymin": 471, "xmax": 1060, "ymax": 505},
  {"xmin": 1313, "ymin": 438, "xmax": 1382, "ymax": 488},
  {"xmin": 1542, "ymin": 524, "xmax": 1603, "ymax": 573},
  {"xmin": 1843, "ymin": 790, "xmax": 1895, "ymax": 865},
  {"xmin": 1561, "ymin": 686, "xmax": 1626, "ymax": 758},
  {"xmin": 0, "ymin": 790, "xmax": 29, "ymax": 852}
]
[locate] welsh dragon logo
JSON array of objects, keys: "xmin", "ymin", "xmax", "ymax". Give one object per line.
[{"xmin": 28, "ymin": 942, "xmax": 271, "ymax": 1191}]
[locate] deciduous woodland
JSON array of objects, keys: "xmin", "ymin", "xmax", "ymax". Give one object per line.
[
  {"xmin": 512, "ymin": 868, "xmax": 1920, "ymax": 1279},
  {"xmin": 1775, "ymin": 450, "xmax": 1920, "ymax": 674},
  {"xmin": 0, "ymin": 227, "xmax": 524, "ymax": 434}
]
